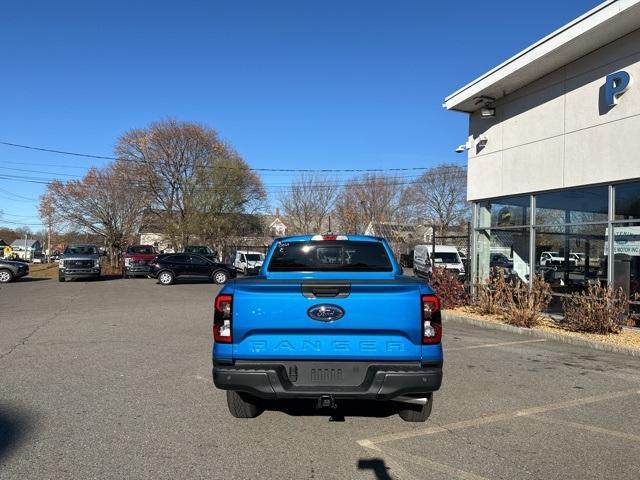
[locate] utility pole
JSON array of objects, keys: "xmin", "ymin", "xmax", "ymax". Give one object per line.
[
  {"xmin": 47, "ymin": 221, "xmax": 52, "ymax": 263},
  {"xmin": 24, "ymin": 233, "xmax": 28, "ymax": 262},
  {"xmin": 431, "ymin": 225, "xmax": 437, "ymax": 268}
]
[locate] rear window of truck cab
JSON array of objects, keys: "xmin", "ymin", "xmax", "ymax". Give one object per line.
[
  {"xmin": 268, "ymin": 240, "xmax": 393, "ymax": 271},
  {"xmin": 127, "ymin": 246, "xmax": 156, "ymax": 254}
]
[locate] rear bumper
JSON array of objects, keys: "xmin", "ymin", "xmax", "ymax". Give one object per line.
[{"xmin": 213, "ymin": 361, "xmax": 442, "ymax": 400}]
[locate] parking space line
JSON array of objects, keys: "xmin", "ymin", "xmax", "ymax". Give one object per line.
[
  {"xmin": 530, "ymin": 415, "xmax": 640, "ymax": 442},
  {"xmin": 359, "ymin": 388, "xmax": 640, "ymax": 446},
  {"xmin": 445, "ymin": 339, "xmax": 547, "ymax": 351}
]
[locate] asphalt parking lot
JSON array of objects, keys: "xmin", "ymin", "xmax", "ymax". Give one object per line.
[{"xmin": 1, "ymin": 276, "xmax": 640, "ymax": 480}]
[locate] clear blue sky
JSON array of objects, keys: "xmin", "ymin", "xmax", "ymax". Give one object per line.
[{"xmin": 0, "ymin": 0, "xmax": 602, "ymax": 230}]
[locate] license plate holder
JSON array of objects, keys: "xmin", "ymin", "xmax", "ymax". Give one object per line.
[{"xmin": 284, "ymin": 362, "xmax": 368, "ymax": 387}]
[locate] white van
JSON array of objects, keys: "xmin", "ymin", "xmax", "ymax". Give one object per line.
[
  {"xmin": 413, "ymin": 245, "xmax": 465, "ymax": 279},
  {"xmin": 233, "ymin": 250, "xmax": 265, "ymax": 275},
  {"xmin": 413, "ymin": 245, "xmax": 433, "ymax": 277}
]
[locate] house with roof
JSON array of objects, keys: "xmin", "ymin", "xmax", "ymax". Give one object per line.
[
  {"xmin": 364, "ymin": 222, "xmax": 430, "ymax": 244},
  {"xmin": 9, "ymin": 238, "xmax": 42, "ymax": 261}
]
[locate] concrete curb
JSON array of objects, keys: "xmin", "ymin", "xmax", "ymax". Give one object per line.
[{"xmin": 442, "ymin": 311, "xmax": 640, "ymax": 358}]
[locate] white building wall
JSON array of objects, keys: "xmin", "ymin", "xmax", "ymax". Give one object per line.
[{"xmin": 467, "ymin": 27, "xmax": 640, "ymax": 200}]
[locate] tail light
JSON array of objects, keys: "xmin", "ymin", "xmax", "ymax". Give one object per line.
[
  {"xmin": 311, "ymin": 234, "xmax": 348, "ymax": 241},
  {"xmin": 421, "ymin": 294, "xmax": 442, "ymax": 344},
  {"xmin": 213, "ymin": 294, "xmax": 233, "ymax": 343},
  {"xmin": 148, "ymin": 256, "xmax": 158, "ymax": 267}
]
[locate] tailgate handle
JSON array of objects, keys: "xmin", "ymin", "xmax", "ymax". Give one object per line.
[{"xmin": 301, "ymin": 284, "xmax": 351, "ymax": 298}]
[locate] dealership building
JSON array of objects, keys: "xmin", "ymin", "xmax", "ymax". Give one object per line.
[{"xmin": 445, "ymin": 0, "xmax": 640, "ymax": 307}]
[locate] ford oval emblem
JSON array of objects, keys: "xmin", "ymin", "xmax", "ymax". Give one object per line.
[{"xmin": 307, "ymin": 304, "xmax": 345, "ymax": 322}]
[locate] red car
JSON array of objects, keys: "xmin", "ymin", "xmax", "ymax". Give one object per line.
[{"xmin": 122, "ymin": 245, "xmax": 158, "ymax": 278}]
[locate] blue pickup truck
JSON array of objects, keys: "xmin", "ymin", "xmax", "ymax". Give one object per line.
[{"xmin": 212, "ymin": 234, "xmax": 443, "ymax": 422}]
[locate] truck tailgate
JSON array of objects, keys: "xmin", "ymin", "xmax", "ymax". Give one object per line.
[{"xmin": 231, "ymin": 280, "xmax": 423, "ymax": 361}]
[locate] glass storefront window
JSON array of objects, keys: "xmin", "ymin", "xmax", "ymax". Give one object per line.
[
  {"xmin": 535, "ymin": 186, "xmax": 608, "ymax": 225},
  {"xmin": 476, "ymin": 228, "xmax": 530, "ymax": 284},
  {"xmin": 477, "ymin": 196, "xmax": 530, "ymax": 228},
  {"xmin": 615, "ymin": 181, "xmax": 640, "ymax": 220},
  {"xmin": 535, "ymin": 224, "xmax": 607, "ymax": 294},
  {"xmin": 611, "ymin": 223, "xmax": 640, "ymax": 326}
]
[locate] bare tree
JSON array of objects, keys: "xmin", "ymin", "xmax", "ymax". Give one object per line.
[
  {"xmin": 41, "ymin": 160, "xmax": 150, "ymax": 261},
  {"xmin": 334, "ymin": 174, "xmax": 408, "ymax": 234},
  {"xmin": 279, "ymin": 175, "xmax": 338, "ymax": 234},
  {"xmin": 116, "ymin": 119, "xmax": 265, "ymax": 248},
  {"xmin": 404, "ymin": 164, "xmax": 468, "ymax": 235}
]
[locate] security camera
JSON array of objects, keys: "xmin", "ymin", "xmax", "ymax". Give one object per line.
[
  {"xmin": 480, "ymin": 107, "xmax": 495, "ymax": 118},
  {"xmin": 455, "ymin": 145, "xmax": 466, "ymax": 153}
]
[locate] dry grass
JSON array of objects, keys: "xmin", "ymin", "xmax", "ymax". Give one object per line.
[
  {"xmin": 473, "ymin": 274, "xmax": 552, "ymax": 328},
  {"xmin": 563, "ymin": 284, "xmax": 627, "ymax": 334},
  {"xmin": 28, "ymin": 263, "xmax": 59, "ymax": 278}
]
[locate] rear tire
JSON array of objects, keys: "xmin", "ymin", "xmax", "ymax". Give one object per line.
[
  {"xmin": 158, "ymin": 271, "xmax": 174, "ymax": 285},
  {"xmin": 226, "ymin": 391, "xmax": 263, "ymax": 418},
  {"xmin": 398, "ymin": 394, "xmax": 433, "ymax": 422},
  {"xmin": 213, "ymin": 270, "xmax": 228, "ymax": 284}
]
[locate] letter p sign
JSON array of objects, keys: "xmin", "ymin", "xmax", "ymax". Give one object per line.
[{"xmin": 604, "ymin": 71, "xmax": 632, "ymax": 107}]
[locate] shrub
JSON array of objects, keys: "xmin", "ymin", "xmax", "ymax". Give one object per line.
[
  {"xmin": 472, "ymin": 271, "xmax": 508, "ymax": 316},
  {"xmin": 502, "ymin": 277, "xmax": 552, "ymax": 328},
  {"xmin": 562, "ymin": 283, "xmax": 628, "ymax": 334},
  {"xmin": 428, "ymin": 267, "xmax": 468, "ymax": 309}
]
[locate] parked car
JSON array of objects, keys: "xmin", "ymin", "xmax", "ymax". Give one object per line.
[
  {"xmin": 413, "ymin": 245, "xmax": 465, "ymax": 279},
  {"xmin": 0, "ymin": 258, "xmax": 29, "ymax": 283},
  {"xmin": 233, "ymin": 250, "xmax": 265, "ymax": 275},
  {"xmin": 490, "ymin": 252, "xmax": 514, "ymax": 270},
  {"xmin": 540, "ymin": 251, "xmax": 577, "ymax": 267},
  {"xmin": 212, "ymin": 234, "xmax": 443, "ymax": 422},
  {"xmin": 412, "ymin": 245, "xmax": 432, "ymax": 277},
  {"xmin": 149, "ymin": 253, "xmax": 236, "ymax": 285},
  {"xmin": 122, "ymin": 244, "xmax": 158, "ymax": 278},
  {"xmin": 570, "ymin": 252, "xmax": 586, "ymax": 267},
  {"xmin": 58, "ymin": 244, "xmax": 101, "ymax": 282},
  {"xmin": 183, "ymin": 245, "xmax": 219, "ymax": 262}
]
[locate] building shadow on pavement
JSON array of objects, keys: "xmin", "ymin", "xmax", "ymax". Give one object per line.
[
  {"xmin": 0, "ymin": 406, "xmax": 36, "ymax": 461},
  {"xmin": 358, "ymin": 458, "xmax": 394, "ymax": 480}
]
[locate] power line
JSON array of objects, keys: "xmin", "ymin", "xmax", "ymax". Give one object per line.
[
  {"xmin": 0, "ymin": 186, "xmax": 39, "ymax": 201},
  {"xmin": 0, "ymin": 172, "xmax": 466, "ymax": 193},
  {"xmin": 0, "ymin": 211, "xmax": 40, "ymax": 218},
  {"xmin": 0, "ymin": 218, "xmax": 45, "ymax": 227},
  {"xmin": 0, "ymin": 165, "xmax": 432, "ymax": 183},
  {"xmin": 0, "ymin": 140, "xmax": 440, "ymax": 173}
]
